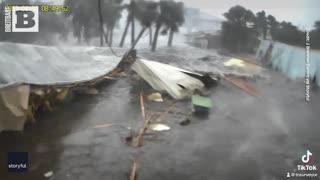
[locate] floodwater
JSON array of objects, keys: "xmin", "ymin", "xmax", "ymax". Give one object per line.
[{"xmin": 1, "ymin": 44, "xmax": 320, "ymax": 180}]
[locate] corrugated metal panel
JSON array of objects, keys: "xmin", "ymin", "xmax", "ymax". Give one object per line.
[
  {"xmin": 132, "ymin": 59, "xmax": 204, "ymax": 99},
  {"xmin": 0, "ymin": 43, "xmax": 122, "ymax": 88}
]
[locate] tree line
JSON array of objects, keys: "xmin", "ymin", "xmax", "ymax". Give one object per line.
[
  {"xmin": 76, "ymin": 0, "xmax": 185, "ymax": 51},
  {"xmin": 221, "ymin": 5, "xmax": 320, "ymax": 52},
  {"xmin": 0, "ymin": 0, "xmax": 185, "ymax": 52}
]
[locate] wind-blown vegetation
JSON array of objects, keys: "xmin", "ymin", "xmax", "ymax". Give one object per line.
[
  {"xmin": 221, "ymin": 5, "xmax": 257, "ymax": 52},
  {"xmin": 0, "ymin": 0, "xmax": 185, "ymax": 51},
  {"xmin": 221, "ymin": 5, "xmax": 320, "ymax": 52},
  {"xmin": 1, "ymin": 1, "xmax": 318, "ymax": 53}
]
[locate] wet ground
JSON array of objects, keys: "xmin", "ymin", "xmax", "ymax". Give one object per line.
[{"xmin": 1, "ymin": 45, "xmax": 320, "ymax": 180}]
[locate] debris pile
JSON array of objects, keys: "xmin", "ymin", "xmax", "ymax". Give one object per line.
[
  {"xmin": 0, "ymin": 42, "xmax": 264, "ymax": 179},
  {"xmin": 132, "ymin": 58, "xmax": 218, "ymax": 99},
  {"xmin": 140, "ymin": 47, "xmax": 268, "ymax": 79},
  {"xmin": 126, "ymin": 57, "xmax": 220, "ymax": 179}
]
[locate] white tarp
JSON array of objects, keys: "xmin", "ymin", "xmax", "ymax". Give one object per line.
[
  {"xmin": 0, "ymin": 42, "xmax": 122, "ymax": 87},
  {"xmin": 0, "ymin": 43, "xmax": 124, "ymax": 132},
  {"xmin": 0, "ymin": 85, "xmax": 30, "ymax": 132},
  {"xmin": 132, "ymin": 59, "xmax": 205, "ymax": 99}
]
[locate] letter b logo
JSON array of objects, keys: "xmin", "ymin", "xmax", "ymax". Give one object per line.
[{"xmin": 12, "ymin": 6, "xmax": 39, "ymax": 32}]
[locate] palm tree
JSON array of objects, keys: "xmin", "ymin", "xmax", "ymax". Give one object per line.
[
  {"xmin": 65, "ymin": 0, "xmax": 98, "ymax": 44},
  {"xmin": 314, "ymin": 20, "xmax": 320, "ymax": 31},
  {"xmin": 256, "ymin": 11, "xmax": 267, "ymax": 39},
  {"xmin": 311, "ymin": 20, "xmax": 320, "ymax": 49},
  {"xmin": 267, "ymin": 15, "xmax": 279, "ymax": 39},
  {"xmin": 221, "ymin": 5, "xmax": 257, "ymax": 52},
  {"xmin": 119, "ymin": 0, "xmax": 136, "ymax": 47},
  {"xmin": 149, "ymin": 26, "xmax": 153, "ymax": 46},
  {"xmin": 98, "ymin": 0, "xmax": 104, "ymax": 46},
  {"xmin": 104, "ymin": 0, "xmax": 123, "ymax": 46},
  {"xmin": 151, "ymin": 1, "xmax": 169, "ymax": 51},
  {"xmin": 151, "ymin": 19, "xmax": 162, "ymax": 51},
  {"xmin": 131, "ymin": 0, "xmax": 136, "ymax": 45},
  {"xmin": 167, "ymin": 1, "xmax": 184, "ymax": 47},
  {"xmin": 133, "ymin": 0, "xmax": 159, "ymax": 49},
  {"xmin": 150, "ymin": 1, "xmax": 184, "ymax": 50}
]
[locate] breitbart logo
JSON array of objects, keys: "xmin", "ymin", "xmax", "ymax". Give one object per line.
[{"xmin": 5, "ymin": 6, "xmax": 39, "ymax": 32}]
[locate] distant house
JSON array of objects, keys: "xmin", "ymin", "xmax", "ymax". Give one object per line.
[
  {"xmin": 184, "ymin": 8, "xmax": 222, "ymax": 34},
  {"xmin": 185, "ymin": 31, "xmax": 221, "ymax": 49}
]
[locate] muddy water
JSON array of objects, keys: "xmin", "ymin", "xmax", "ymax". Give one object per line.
[{"xmin": 1, "ymin": 45, "xmax": 320, "ymax": 180}]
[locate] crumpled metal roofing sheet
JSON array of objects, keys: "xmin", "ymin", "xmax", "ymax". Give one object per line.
[
  {"xmin": 132, "ymin": 59, "xmax": 204, "ymax": 99},
  {"xmin": 0, "ymin": 42, "xmax": 122, "ymax": 88}
]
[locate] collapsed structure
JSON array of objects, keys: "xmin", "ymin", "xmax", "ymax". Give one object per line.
[
  {"xmin": 0, "ymin": 42, "xmax": 134, "ymax": 132},
  {"xmin": 0, "ymin": 41, "xmax": 267, "ymax": 132}
]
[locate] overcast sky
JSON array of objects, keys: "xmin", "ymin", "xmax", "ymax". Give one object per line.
[
  {"xmin": 180, "ymin": 0, "xmax": 320, "ymax": 29},
  {"xmin": 48, "ymin": 0, "xmax": 319, "ymax": 29}
]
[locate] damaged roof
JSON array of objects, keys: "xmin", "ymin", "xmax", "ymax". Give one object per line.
[{"xmin": 0, "ymin": 42, "xmax": 122, "ymax": 88}]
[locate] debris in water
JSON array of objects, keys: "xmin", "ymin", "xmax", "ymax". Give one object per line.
[
  {"xmin": 223, "ymin": 76, "xmax": 258, "ymax": 97},
  {"xmin": 180, "ymin": 118, "xmax": 191, "ymax": 126},
  {"xmin": 33, "ymin": 89, "xmax": 45, "ymax": 96},
  {"xmin": 223, "ymin": 58, "xmax": 264, "ymax": 75},
  {"xmin": 56, "ymin": 88, "xmax": 69, "ymax": 101},
  {"xmin": 135, "ymin": 117, "xmax": 151, "ymax": 147},
  {"xmin": 147, "ymin": 92, "xmax": 164, "ymax": 102},
  {"xmin": 224, "ymin": 58, "xmax": 246, "ymax": 67},
  {"xmin": 44, "ymin": 171, "xmax": 53, "ymax": 178},
  {"xmin": 125, "ymin": 135, "xmax": 134, "ymax": 144},
  {"xmin": 192, "ymin": 95, "xmax": 212, "ymax": 114},
  {"xmin": 76, "ymin": 87, "xmax": 99, "ymax": 95},
  {"xmin": 94, "ymin": 124, "xmax": 114, "ymax": 129},
  {"xmin": 147, "ymin": 124, "xmax": 171, "ymax": 131},
  {"xmin": 140, "ymin": 92, "xmax": 146, "ymax": 121},
  {"xmin": 129, "ymin": 161, "xmax": 137, "ymax": 180}
]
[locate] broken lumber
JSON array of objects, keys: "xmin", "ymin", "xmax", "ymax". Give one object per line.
[
  {"xmin": 140, "ymin": 92, "xmax": 146, "ymax": 122},
  {"xmin": 129, "ymin": 161, "xmax": 137, "ymax": 180},
  {"xmin": 135, "ymin": 114, "xmax": 152, "ymax": 147},
  {"xmin": 224, "ymin": 76, "xmax": 258, "ymax": 97}
]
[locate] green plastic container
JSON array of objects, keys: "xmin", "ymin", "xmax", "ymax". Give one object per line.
[{"xmin": 192, "ymin": 95, "xmax": 212, "ymax": 114}]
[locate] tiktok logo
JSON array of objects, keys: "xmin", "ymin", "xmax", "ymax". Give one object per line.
[{"xmin": 301, "ymin": 150, "xmax": 313, "ymax": 164}]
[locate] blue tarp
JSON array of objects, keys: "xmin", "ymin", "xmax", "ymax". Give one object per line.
[{"xmin": 256, "ymin": 40, "xmax": 320, "ymax": 86}]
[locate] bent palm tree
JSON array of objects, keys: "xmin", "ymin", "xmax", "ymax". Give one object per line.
[
  {"xmin": 104, "ymin": 0, "xmax": 123, "ymax": 46},
  {"xmin": 167, "ymin": 2, "xmax": 184, "ymax": 47},
  {"xmin": 151, "ymin": 1, "xmax": 169, "ymax": 51},
  {"xmin": 119, "ymin": 0, "xmax": 135, "ymax": 47},
  {"xmin": 133, "ymin": 0, "xmax": 159, "ymax": 49},
  {"xmin": 65, "ymin": 0, "xmax": 98, "ymax": 44},
  {"xmin": 98, "ymin": 0, "xmax": 104, "ymax": 46}
]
